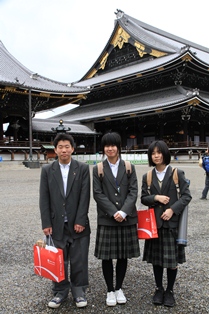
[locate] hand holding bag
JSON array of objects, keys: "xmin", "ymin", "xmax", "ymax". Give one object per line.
[
  {"xmin": 137, "ymin": 208, "xmax": 158, "ymax": 239},
  {"xmin": 33, "ymin": 235, "xmax": 65, "ymax": 282}
]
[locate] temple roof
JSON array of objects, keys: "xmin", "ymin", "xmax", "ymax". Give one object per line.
[
  {"xmin": 0, "ymin": 40, "xmax": 89, "ymax": 94},
  {"xmin": 53, "ymin": 86, "xmax": 209, "ymax": 123},
  {"xmin": 76, "ymin": 10, "xmax": 209, "ymax": 83},
  {"xmin": 0, "ymin": 40, "xmax": 90, "ymax": 119},
  {"xmin": 32, "ymin": 118, "xmax": 97, "ymax": 135}
]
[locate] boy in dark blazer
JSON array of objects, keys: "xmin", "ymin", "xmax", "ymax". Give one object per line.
[{"xmin": 39, "ymin": 133, "xmax": 90, "ymax": 309}]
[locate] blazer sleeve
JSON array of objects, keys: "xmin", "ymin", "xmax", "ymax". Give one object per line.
[
  {"xmin": 169, "ymin": 169, "xmax": 192, "ymax": 215},
  {"xmin": 141, "ymin": 172, "xmax": 157, "ymax": 207},
  {"xmin": 74, "ymin": 163, "xmax": 90, "ymax": 226},
  {"xmin": 39, "ymin": 164, "xmax": 52, "ymax": 229}
]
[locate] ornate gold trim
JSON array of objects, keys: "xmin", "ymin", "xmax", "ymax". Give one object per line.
[
  {"xmin": 182, "ymin": 54, "xmax": 192, "ymax": 62},
  {"xmin": 85, "ymin": 25, "xmax": 167, "ymax": 78},
  {"xmin": 187, "ymin": 99, "xmax": 200, "ymax": 106},
  {"xmin": 100, "ymin": 52, "xmax": 109, "ymax": 70},
  {"xmin": 111, "ymin": 26, "xmax": 130, "ymax": 49}
]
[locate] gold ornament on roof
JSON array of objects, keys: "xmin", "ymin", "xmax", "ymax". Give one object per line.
[{"xmin": 111, "ymin": 26, "xmax": 130, "ymax": 49}]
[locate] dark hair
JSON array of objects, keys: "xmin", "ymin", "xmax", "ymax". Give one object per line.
[
  {"xmin": 147, "ymin": 140, "xmax": 171, "ymax": 166},
  {"xmin": 101, "ymin": 132, "xmax": 122, "ymax": 156},
  {"xmin": 53, "ymin": 133, "xmax": 75, "ymax": 148}
]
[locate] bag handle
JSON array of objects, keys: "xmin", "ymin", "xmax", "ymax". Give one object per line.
[{"xmin": 45, "ymin": 234, "xmax": 55, "ymax": 247}]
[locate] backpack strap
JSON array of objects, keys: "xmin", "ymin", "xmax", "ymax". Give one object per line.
[
  {"xmin": 172, "ymin": 168, "xmax": 180, "ymax": 199},
  {"xmin": 97, "ymin": 160, "xmax": 132, "ymax": 181},
  {"xmin": 124, "ymin": 160, "xmax": 132, "ymax": 178},
  {"xmin": 147, "ymin": 169, "xmax": 152, "ymax": 195},
  {"xmin": 146, "ymin": 167, "xmax": 180, "ymax": 197},
  {"xmin": 97, "ymin": 162, "xmax": 104, "ymax": 181}
]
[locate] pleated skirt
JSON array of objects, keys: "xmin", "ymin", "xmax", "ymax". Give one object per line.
[
  {"xmin": 94, "ymin": 224, "xmax": 140, "ymax": 260},
  {"xmin": 143, "ymin": 227, "xmax": 186, "ymax": 268}
]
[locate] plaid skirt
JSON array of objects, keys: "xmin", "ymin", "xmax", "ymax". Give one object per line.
[
  {"xmin": 143, "ymin": 227, "xmax": 186, "ymax": 268},
  {"xmin": 94, "ymin": 225, "xmax": 140, "ymax": 260}
]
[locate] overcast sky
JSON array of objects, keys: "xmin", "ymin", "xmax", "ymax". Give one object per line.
[{"xmin": 1, "ymin": 0, "xmax": 208, "ymax": 118}]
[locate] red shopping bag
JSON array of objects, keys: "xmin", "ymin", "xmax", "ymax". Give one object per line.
[
  {"xmin": 33, "ymin": 242, "xmax": 65, "ymax": 282},
  {"xmin": 137, "ymin": 208, "xmax": 158, "ymax": 239}
]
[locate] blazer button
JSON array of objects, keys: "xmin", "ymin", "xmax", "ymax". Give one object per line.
[
  {"xmin": 63, "ymin": 203, "xmax": 65, "ymax": 206},
  {"xmin": 115, "ymin": 193, "xmax": 117, "ymax": 196},
  {"xmin": 116, "ymin": 202, "xmax": 119, "ymax": 205}
]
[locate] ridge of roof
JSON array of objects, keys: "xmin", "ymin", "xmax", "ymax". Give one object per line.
[
  {"xmin": 0, "ymin": 40, "xmax": 90, "ymax": 94},
  {"xmin": 80, "ymin": 10, "xmax": 209, "ymax": 81},
  {"xmin": 117, "ymin": 11, "xmax": 179, "ymax": 54},
  {"xmin": 120, "ymin": 11, "xmax": 209, "ymax": 54}
]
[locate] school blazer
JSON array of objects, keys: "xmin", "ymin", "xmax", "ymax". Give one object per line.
[
  {"xmin": 141, "ymin": 165, "xmax": 192, "ymax": 229},
  {"xmin": 39, "ymin": 159, "xmax": 91, "ymax": 240},
  {"xmin": 93, "ymin": 159, "xmax": 138, "ymax": 226}
]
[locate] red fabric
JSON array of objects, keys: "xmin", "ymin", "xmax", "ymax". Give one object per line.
[
  {"xmin": 137, "ymin": 208, "xmax": 158, "ymax": 239},
  {"xmin": 33, "ymin": 245, "xmax": 65, "ymax": 282}
]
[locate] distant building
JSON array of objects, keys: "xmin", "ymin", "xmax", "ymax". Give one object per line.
[
  {"xmin": 1, "ymin": 9, "xmax": 209, "ymax": 156},
  {"xmin": 51, "ymin": 9, "xmax": 209, "ymax": 153}
]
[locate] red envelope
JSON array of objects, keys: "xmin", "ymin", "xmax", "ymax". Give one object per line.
[
  {"xmin": 34, "ymin": 244, "xmax": 65, "ymax": 282},
  {"xmin": 137, "ymin": 208, "xmax": 158, "ymax": 239}
]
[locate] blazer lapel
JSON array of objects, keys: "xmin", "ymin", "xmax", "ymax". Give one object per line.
[
  {"xmin": 52, "ymin": 161, "xmax": 65, "ymax": 198},
  {"xmin": 116, "ymin": 160, "xmax": 126, "ymax": 186},
  {"xmin": 65, "ymin": 159, "xmax": 78, "ymax": 198},
  {"xmin": 103, "ymin": 159, "xmax": 119, "ymax": 191},
  {"xmin": 152, "ymin": 169, "xmax": 161, "ymax": 194},
  {"xmin": 161, "ymin": 166, "xmax": 173, "ymax": 194}
]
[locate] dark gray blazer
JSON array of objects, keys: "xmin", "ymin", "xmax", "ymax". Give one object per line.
[
  {"xmin": 141, "ymin": 165, "xmax": 192, "ymax": 229},
  {"xmin": 93, "ymin": 159, "xmax": 138, "ymax": 226},
  {"xmin": 39, "ymin": 159, "xmax": 90, "ymax": 240}
]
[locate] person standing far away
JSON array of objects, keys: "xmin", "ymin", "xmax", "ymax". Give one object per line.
[
  {"xmin": 199, "ymin": 147, "xmax": 209, "ymax": 200},
  {"xmin": 39, "ymin": 133, "xmax": 91, "ymax": 309},
  {"xmin": 141, "ymin": 140, "xmax": 192, "ymax": 307},
  {"xmin": 93, "ymin": 132, "xmax": 140, "ymax": 307}
]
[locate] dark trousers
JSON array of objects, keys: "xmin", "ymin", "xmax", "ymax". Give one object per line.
[
  {"xmin": 52, "ymin": 225, "xmax": 90, "ymax": 299},
  {"xmin": 202, "ymin": 173, "xmax": 209, "ymax": 199}
]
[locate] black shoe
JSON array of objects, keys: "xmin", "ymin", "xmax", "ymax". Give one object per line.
[
  {"xmin": 164, "ymin": 289, "xmax": 175, "ymax": 307},
  {"xmin": 48, "ymin": 296, "xmax": 66, "ymax": 309},
  {"xmin": 200, "ymin": 197, "xmax": 207, "ymax": 200},
  {"xmin": 74, "ymin": 297, "xmax": 87, "ymax": 308},
  {"xmin": 153, "ymin": 287, "xmax": 164, "ymax": 305}
]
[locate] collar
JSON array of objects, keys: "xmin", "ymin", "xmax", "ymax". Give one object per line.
[{"xmin": 59, "ymin": 161, "xmax": 71, "ymax": 169}]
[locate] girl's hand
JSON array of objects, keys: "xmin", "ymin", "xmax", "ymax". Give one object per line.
[
  {"xmin": 114, "ymin": 212, "xmax": 125, "ymax": 222},
  {"xmin": 161, "ymin": 208, "xmax": 174, "ymax": 220},
  {"xmin": 155, "ymin": 195, "xmax": 170, "ymax": 205}
]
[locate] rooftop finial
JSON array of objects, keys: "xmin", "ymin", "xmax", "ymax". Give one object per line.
[{"xmin": 115, "ymin": 9, "xmax": 124, "ymax": 19}]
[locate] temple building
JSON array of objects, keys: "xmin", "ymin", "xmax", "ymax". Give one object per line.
[
  {"xmin": 44, "ymin": 9, "xmax": 209, "ymax": 155},
  {"xmin": 1, "ymin": 9, "xmax": 209, "ymax": 158}
]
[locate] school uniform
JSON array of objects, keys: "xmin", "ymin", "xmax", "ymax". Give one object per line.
[
  {"xmin": 93, "ymin": 159, "xmax": 140, "ymax": 260},
  {"xmin": 141, "ymin": 165, "xmax": 192, "ymax": 268}
]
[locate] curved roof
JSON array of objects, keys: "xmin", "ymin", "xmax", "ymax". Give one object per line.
[
  {"xmin": 0, "ymin": 40, "xmax": 89, "ymax": 95},
  {"xmin": 78, "ymin": 9, "xmax": 209, "ymax": 82},
  {"xmin": 32, "ymin": 118, "xmax": 97, "ymax": 135},
  {"xmin": 53, "ymin": 86, "xmax": 209, "ymax": 122}
]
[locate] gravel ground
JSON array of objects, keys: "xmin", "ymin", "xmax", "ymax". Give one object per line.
[{"xmin": 0, "ymin": 161, "xmax": 208, "ymax": 314}]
